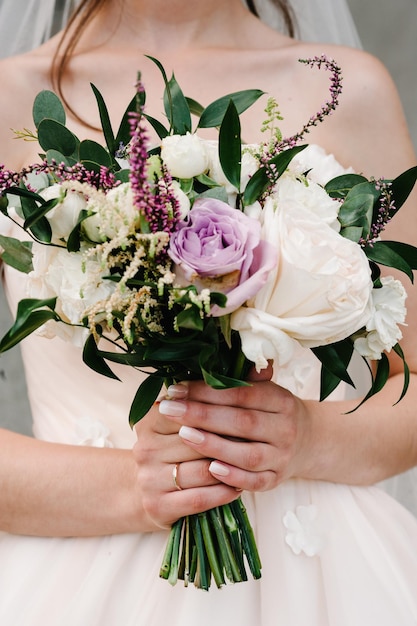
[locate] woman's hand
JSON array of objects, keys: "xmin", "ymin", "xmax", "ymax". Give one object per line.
[
  {"xmin": 157, "ymin": 371, "xmax": 312, "ymax": 494},
  {"xmin": 132, "ymin": 390, "xmax": 242, "ymax": 531}
]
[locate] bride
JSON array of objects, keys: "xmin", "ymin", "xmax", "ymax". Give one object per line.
[{"xmin": 1, "ymin": 1, "xmax": 417, "ymax": 624}]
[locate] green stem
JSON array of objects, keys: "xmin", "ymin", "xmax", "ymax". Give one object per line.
[
  {"xmin": 167, "ymin": 517, "xmax": 184, "ymax": 586},
  {"xmin": 209, "ymin": 507, "xmax": 242, "ymax": 583},
  {"xmin": 192, "ymin": 515, "xmax": 211, "ymax": 591},
  {"xmin": 231, "ymin": 498, "xmax": 262, "ymax": 578},
  {"xmin": 199, "ymin": 512, "xmax": 225, "ymax": 589}
]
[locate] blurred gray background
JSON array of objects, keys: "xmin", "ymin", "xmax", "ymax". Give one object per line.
[{"xmin": 1, "ymin": 0, "xmax": 417, "ymax": 436}]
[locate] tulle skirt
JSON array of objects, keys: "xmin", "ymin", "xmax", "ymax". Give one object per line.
[{"xmin": 1, "ymin": 478, "xmax": 417, "ymax": 626}]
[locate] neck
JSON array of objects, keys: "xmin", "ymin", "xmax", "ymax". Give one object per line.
[{"xmin": 88, "ymin": 0, "xmax": 255, "ymax": 52}]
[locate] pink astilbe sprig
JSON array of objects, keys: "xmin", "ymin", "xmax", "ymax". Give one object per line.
[{"xmin": 128, "ymin": 77, "xmax": 181, "ymax": 234}]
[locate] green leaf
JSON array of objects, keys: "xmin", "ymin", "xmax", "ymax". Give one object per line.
[
  {"xmin": 392, "ymin": 343, "xmax": 410, "ymax": 404},
  {"xmin": 337, "ymin": 190, "xmax": 376, "ymax": 240},
  {"xmin": 0, "ymin": 235, "xmax": 33, "ymax": 273},
  {"xmin": 312, "ymin": 340, "xmax": 355, "ymax": 400},
  {"xmin": 37, "ymin": 119, "xmax": 78, "ymax": 156},
  {"xmin": 90, "ymin": 83, "xmax": 116, "ymax": 155},
  {"xmin": 163, "ymin": 73, "xmax": 192, "ymax": 135},
  {"xmin": 243, "ymin": 144, "xmax": 307, "ymax": 206},
  {"xmin": 390, "ymin": 165, "xmax": 417, "ymax": 211},
  {"xmin": 82, "ymin": 333, "xmax": 121, "ymax": 381},
  {"xmin": 115, "ymin": 94, "xmax": 140, "ymax": 150},
  {"xmin": 218, "ymin": 100, "xmax": 242, "ymax": 191},
  {"xmin": 79, "ymin": 140, "xmax": 113, "ymax": 169},
  {"xmin": 33, "ymin": 90, "xmax": 66, "ymax": 128},
  {"xmin": 143, "ymin": 113, "xmax": 169, "ymax": 139},
  {"xmin": 186, "ymin": 97, "xmax": 205, "ymax": 119},
  {"xmin": 198, "ymin": 90, "xmax": 265, "ymax": 129},
  {"xmin": 347, "ymin": 353, "xmax": 390, "ymax": 412},
  {"xmin": 19, "ymin": 194, "xmax": 52, "ymax": 243},
  {"xmin": 324, "ymin": 173, "xmax": 368, "ymax": 199},
  {"xmin": 0, "ymin": 298, "xmax": 57, "ymax": 352},
  {"xmin": 129, "ymin": 375, "xmax": 165, "ymax": 427},
  {"xmin": 365, "ymin": 240, "xmax": 417, "ymax": 283},
  {"xmin": 45, "ymin": 149, "xmax": 74, "ymax": 167},
  {"xmin": 23, "ymin": 197, "xmax": 58, "ymax": 231},
  {"xmin": 67, "ymin": 209, "xmax": 90, "ymax": 253},
  {"xmin": 339, "ymin": 226, "xmax": 364, "ymax": 243},
  {"xmin": 176, "ymin": 307, "xmax": 204, "ymax": 331},
  {"xmin": 201, "ymin": 368, "xmax": 251, "ymax": 389}
]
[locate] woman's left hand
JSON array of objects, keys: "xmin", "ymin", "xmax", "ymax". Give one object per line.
[{"xmin": 158, "ymin": 370, "xmax": 312, "ymax": 493}]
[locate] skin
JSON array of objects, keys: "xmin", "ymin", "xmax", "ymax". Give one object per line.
[{"xmin": 0, "ymin": 0, "xmax": 417, "ymax": 536}]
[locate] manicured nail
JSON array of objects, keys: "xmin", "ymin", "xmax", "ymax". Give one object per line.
[
  {"xmin": 209, "ymin": 461, "xmax": 230, "ymax": 477},
  {"xmin": 179, "ymin": 425, "xmax": 205, "ymax": 444},
  {"xmin": 166, "ymin": 384, "xmax": 188, "ymax": 399},
  {"xmin": 159, "ymin": 400, "xmax": 186, "ymax": 417}
]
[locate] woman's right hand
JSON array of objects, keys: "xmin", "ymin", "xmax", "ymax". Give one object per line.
[{"xmin": 132, "ymin": 387, "xmax": 242, "ymax": 531}]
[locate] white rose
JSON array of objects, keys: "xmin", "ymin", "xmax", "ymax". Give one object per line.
[
  {"xmin": 231, "ymin": 196, "xmax": 373, "ymax": 371},
  {"xmin": 83, "ymin": 183, "xmax": 139, "ymax": 242},
  {"xmin": 274, "ymin": 172, "xmax": 341, "ymax": 231},
  {"xmin": 40, "ymin": 184, "xmax": 87, "ymax": 244},
  {"xmin": 161, "ymin": 132, "xmax": 209, "ymax": 179},
  {"xmin": 354, "ymin": 276, "xmax": 407, "ymax": 360}
]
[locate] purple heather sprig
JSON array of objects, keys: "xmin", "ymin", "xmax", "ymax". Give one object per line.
[
  {"xmin": 128, "ymin": 77, "xmax": 180, "ymax": 235},
  {"xmin": 361, "ymin": 179, "xmax": 395, "ymax": 246}
]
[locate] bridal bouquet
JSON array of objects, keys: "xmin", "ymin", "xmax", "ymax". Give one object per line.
[{"xmin": 1, "ymin": 56, "xmax": 417, "ymax": 590}]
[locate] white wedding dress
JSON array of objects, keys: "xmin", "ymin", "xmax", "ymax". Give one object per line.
[{"xmin": 1, "ymin": 146, "xmax": 417, "ymax": 625}]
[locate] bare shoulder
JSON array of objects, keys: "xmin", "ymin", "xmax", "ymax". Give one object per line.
[{"xmin": 0, "ymin": 41, "xmax": 57, "ymax": 168}]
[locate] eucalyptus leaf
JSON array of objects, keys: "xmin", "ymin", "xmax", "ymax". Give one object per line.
[
  {"xmin": 45, "ymin": 149, "xmax": 74, "ymax": 167},
  {"xmin": 198, "ymin": 90, "xmax": 265, "ymax": 129},
  {"xmin": 33, "ymin": 90, "xmax": 66, "ymax": 128},
  {"xmin": 37, "ymin": 119, "xmax": 78, "ymax": 156},
  {"xmin": 325, "ymin": 173, "xmax": 368, "ymax": 199},
  {"xmin": 79, "ymin": 140, "xmax": 113, "ymax": 168},
  {"xmin": 0, "ymin": 235, "xmax": 33, "ymax": 273}
]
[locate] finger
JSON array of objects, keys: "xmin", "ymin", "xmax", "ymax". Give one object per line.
[
  {"xmin": 208, "ymin": 460, "xmax": 278, "ymax": 492},
  {"xmin": 178, "ymin": 426, "xmax": 273, "ymax": 472},
  {"xmin": 144, "ymin": 485, "xmax": 241, "ymax": 530},
  {"xmin": 169, "ymin": 459, "xmax": 220, "ymax": 491}
]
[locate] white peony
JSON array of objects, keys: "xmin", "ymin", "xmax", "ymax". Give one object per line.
[
  {"xmin": 231, "ymin": 196, "xmax": 373, "ymax": 371},
  {"xmin": 40, "ymin": 184, "xmax": 87, "ymax": 244},
  {"xmin": 273, "ymin": 172, "xmax": 341, "ymax": 231},
  {"xmin": 161, "ymin": 132, "xmax": 209, "ymax": 179},
  {"xmin": 27, "ymin": 242, "xmax": 116, "ymax": 346},
  {"xmin": 354, "ymin": 276, "xmax": 407, "ymax": 360}
]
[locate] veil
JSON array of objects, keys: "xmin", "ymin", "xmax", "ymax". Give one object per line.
[
  {"xmin": 0, "ymin": 0, "xmax": 362, "ymax": 59},
  {"xmin": 0, "ymin": 0, "xmax": 416, "ymax": 515}
]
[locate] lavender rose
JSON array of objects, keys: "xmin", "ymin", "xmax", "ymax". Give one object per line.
[{"xmin": 168, "ymin": 198, "xmax": 277, "ymax": 315}]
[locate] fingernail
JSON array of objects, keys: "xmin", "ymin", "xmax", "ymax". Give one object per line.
[
  {"xmin": 166, "ymin": 384, "xmax": 188, "ymax": 399},
  {"xmin": 179, "ymin": 425, "xmax": 205, "ymax": 444},
  {"xmin": 209, "ymin": 461, "xmax": 230, "ymax": 477},
  {"xmin": 159, "ymin": 400, "xmax": 186, "ymax": 417}
]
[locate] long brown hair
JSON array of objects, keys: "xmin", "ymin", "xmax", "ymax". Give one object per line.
[{"xmin": 50, "ymin": 0, "xmax": 296, "ymax": 125}]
